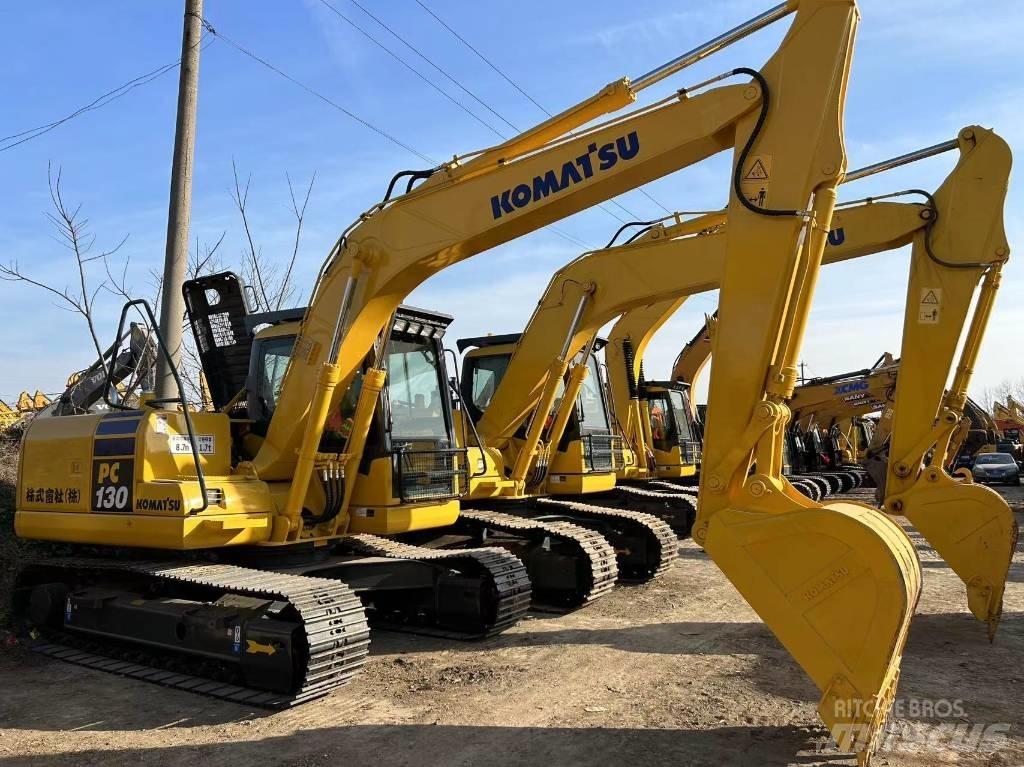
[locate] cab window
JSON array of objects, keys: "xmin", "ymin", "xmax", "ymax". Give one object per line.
[
  {"xmin": 469, "ymin": 355, "xmax": 510, "ymax": 413},
  {"xmin": 577, "ymin": 356, "xmax": 609, "ymax": 431},
  {"xmin": 255, "ymin": 336, "xmax": 294, "ymax": 416},
  {"xmin": 388, "ymin": 338, "xmax": 449, "ymax": 441}
]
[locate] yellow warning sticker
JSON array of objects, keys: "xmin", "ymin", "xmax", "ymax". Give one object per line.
[
  {"xmin": 918, "ymin": 287, "xmax": 941, "ymax": 324},
  {"xmin": 246, "ymin": 639, "xmax": 277, "ymax": 656},
  {"xmin": 739, "ymin": 154, "xmax": 773, "ymax": 208}
]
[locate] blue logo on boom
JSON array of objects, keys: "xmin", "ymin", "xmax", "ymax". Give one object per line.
[
  {"xmin": 834, "ymin": 380, "xmax": 869, "ymax": 395},
  {"xmin": 489, "ymin": 132, "xmax": 641, "ymax": 220}
]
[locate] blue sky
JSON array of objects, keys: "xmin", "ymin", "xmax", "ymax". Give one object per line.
[{"xmin": 1, "ymin": 0, "xmax": 1021, "ymax": 406}]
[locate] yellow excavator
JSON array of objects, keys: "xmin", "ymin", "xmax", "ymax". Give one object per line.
[
  {"xmin": 790, "ymin": 353, "xmax": 898, "ymax": 433},
  {"xmin": 606, "ymin": 298, "xmax": 701, "ymax": 482},
  {"xmin": 991, "ymin": 397, "xmax": 1024, "ymax": 458},
  {"xmin": 993, "ymin": 395, "xmax": 1024, "ymax": 436},
  {"xmin": 452, "ymin": 332, "xmax": 679, "ymax": 582},
  {"xmin": 947, "ymin": 396, "xmax": 1010, "ymax": 466},
  {"xmin": 783, "ymin": 353, "xmax": 901, "ymax": 491},
  {"xmin": 12, "ymin": 4, "xmax": 915, "ymax": 752}
]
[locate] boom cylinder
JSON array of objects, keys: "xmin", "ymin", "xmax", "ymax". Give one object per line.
[
  {"xmin": 631, "ymin": 2, "xmax": 792, "ymax": 91},
  {"xmin": 843, "ymin": 139, "xmax": 959, "ymax": 183}
]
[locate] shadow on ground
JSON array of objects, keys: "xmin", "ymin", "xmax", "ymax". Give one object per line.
[{"xmin": 0, "ymin": 722, "xmax": 845, "ymax": 767}]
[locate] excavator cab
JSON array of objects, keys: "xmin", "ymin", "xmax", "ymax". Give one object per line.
[
  {"xmin": 459, "ymin": 334, "xmax": 621, "ymax": 493},
  {"xmin": 186, "ymin": 272, "xmax": 469, "ymax": 533},
  {"xmin": 550, "ymin": 348, "xmax": 623, "ymax": 488},
  {"xmin": 638, "ymin": 380, "xmax": 702, "ymax": 477}
]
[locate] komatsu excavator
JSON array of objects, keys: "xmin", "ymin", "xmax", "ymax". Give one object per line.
[
  {"xmin": 12, "ymin": 3, "xmax": 929, "ymax": 760},
  {"xmin": 611, "ymin": 301, "xmax": 838, "ymax": 499},
  {"xmin": 453, "ymin": 332, "xmax": 679, "ymax": 583},
  {"xmin": 445, "ymin": 125, "xmax": 1010, "ymax": 758}
]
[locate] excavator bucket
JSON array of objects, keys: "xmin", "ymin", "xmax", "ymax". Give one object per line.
[
  {"xmin": 706, "ymin": 498, "xmax": 920, "ymax": 759},
  {"xmin": 898, "ymin": 474, "xmax": 1018, "ymax": 638}
]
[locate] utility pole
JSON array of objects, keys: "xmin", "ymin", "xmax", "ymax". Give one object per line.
[
  {"xmin": 798, "ymin": 361, "xmax": 808, "ymax": 385},
  {"xmin": 155, "ymin": 0, "xmax": 203, "ymax": 402}
]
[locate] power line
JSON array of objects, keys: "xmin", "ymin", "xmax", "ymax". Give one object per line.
[
  {"xmin": 316, "ymin": 0, "xmax": 506, "ymax": 140},
  {"xmin": 0, "ymin": 35, "xmax": 214, "ymax": 154},
  {"xmin": 413, "ymin": 0, "xmax": 548, "ymax": 117},
  {"xmin": 201, "ymin": 17, "xmax": 590, "ymax": 248},
  {"xmin": 338, "ymin": 1, "xmax": 632, "ymax": 224},
  {"xmin": 198, "ymin": 18, "xmax": 437, "ymax": 165},
  {"xmin": 413, "ymin": 0, "xmax": 673, "ymax": 217},
  {"xmin": 345, "ymin": 0, "xmax": 519, "ymax": 134}
]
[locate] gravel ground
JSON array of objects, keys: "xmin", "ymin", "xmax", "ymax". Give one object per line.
[{"xmin": 0, "ymin": 483, "xmax": 1021, "ymax": 767}]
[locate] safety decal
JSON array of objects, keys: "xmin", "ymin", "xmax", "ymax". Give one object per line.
[
  {"xmin": 739, "ymin": 154, "xmax": 773, "ymax": 208},
  {"xmin": 918, "ymin": 287, "xmax": 941, "ymax": 324}
]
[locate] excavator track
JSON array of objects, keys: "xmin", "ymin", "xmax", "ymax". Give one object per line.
[
  {"xmin": 454, "ymin": 509, "xmax": 618, "ymax": 607},
  {"xmin": 534, "ymin": 497, "xmax": 678, "ymax": 581},
  {"xmin": 341, "ymin": 534, "xmax": 532, "ymax": 638},
  {"xmin": 17, "ymin": 556, "xmax": 370, "ymax": 707},
  {"xmin": 607, "ymin": 484, "xmax": 698, "ymax": 536}
]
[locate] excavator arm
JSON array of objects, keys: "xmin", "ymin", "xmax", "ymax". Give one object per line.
[
  {"xmin": 878, "ymin": 128, "xmax": 1016, "ymax": 639},
  {"xmin": 671, "ymin": 311, "xmax": 718, "ymax": 387},
  {"xmin": 479, "ymin": 196, "xmax": 924, "ymax": 450},
  {"xmin": 607, "ymin": 129, "xmax": 1016, "ymax": 645},
  {"xmin": 252, "ymin": 62, "xmax": 761, "ymax": 489}
]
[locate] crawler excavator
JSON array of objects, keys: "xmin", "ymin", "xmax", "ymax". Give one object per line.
[
  {"xmin": 609, "ymin": 299, "xmax": 834, "ymax": 500},
  {"xmin": 10, "ymin": 7, "xmax": 922, "ymax": 756},
  {"xmin": 790, "ymin": 353, "xmax": 898, "ymax": 432},
  {"xmin": 605, "ymin": 298, "xmax": 702, "ymax": 486},
  {"xmin": 452, "ymin": 332, "xmax": 678, "ymax": 583},
  {"xmin": 948, "ymin": 396, "xmax": 1008, "ymax": 467}
]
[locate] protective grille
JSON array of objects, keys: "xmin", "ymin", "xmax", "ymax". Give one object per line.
[
  {"xmin": 584, "ymin": 433, "xmax": 621, "ymax": 473},
  {"xmin": 681, "ymin": 440, "xmax": 702, "ymax": 466},
  {"xmin": 392, "ymin": 444, "xmax": 469, "ymax": 503}
]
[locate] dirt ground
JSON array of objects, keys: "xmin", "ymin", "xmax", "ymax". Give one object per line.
[{"xmin": 0, "ymin": 488, "xmax": 1022, "ymax": 767}]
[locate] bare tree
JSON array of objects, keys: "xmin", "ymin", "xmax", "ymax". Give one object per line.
[
  {"xmin": 147, "ymin": 233, "xmax": 227, "ymax": 408},
  {"xmin": 230, "ymin": 159, "xmax": 315, "ymax": 312},
  {"xmin": 4, "ymin": 161, "xmax": 316, "ymax": 413},
  {"xmin": 0, "ymin": 163, "xmax": 128, "ymax": 373},
  {"xmin": 981, "ymin": 377, "xmax": 1024, "ymax": 413}
]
